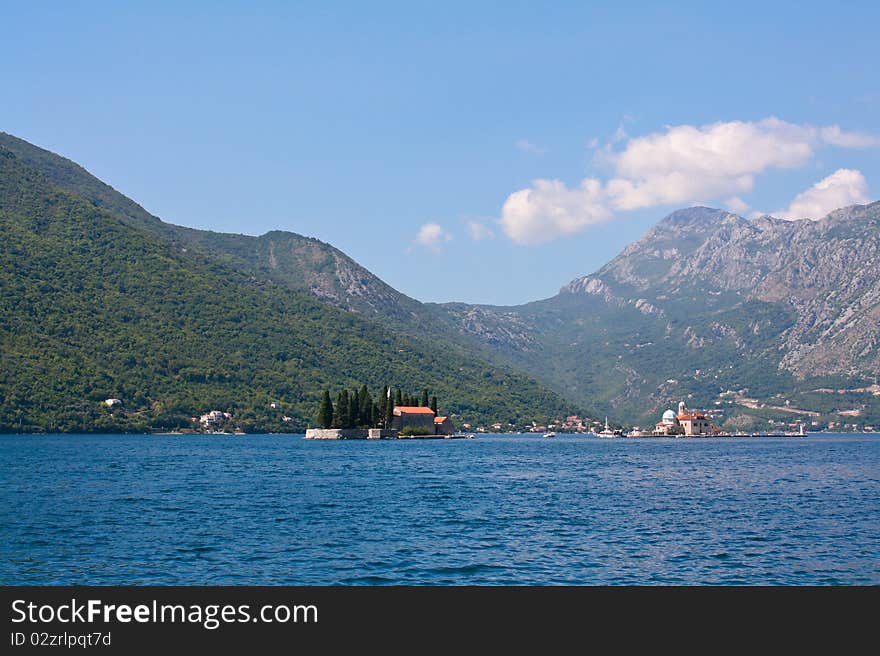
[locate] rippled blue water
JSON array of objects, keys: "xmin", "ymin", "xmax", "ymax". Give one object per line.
[{"xmin": 1, "ymin": 433, "xmax": 878, "ymax": 585}]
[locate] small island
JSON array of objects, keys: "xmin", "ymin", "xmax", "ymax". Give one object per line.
[{"xmin": 305, "ymin": 386, "xmax": 467, "ymax": 439}]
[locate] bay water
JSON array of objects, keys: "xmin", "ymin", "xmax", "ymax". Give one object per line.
[{"xmin": 2, "ymin": 433, "xmax": 877, "ymax": 585}]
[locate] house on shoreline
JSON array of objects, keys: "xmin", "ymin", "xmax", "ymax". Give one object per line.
[
  {"xmin": 198, "ymin": 410, "xmax": 231, "ymax": 429},
  {"xmin": 391, "ymin": 406, "xmax": 454, "ymax": 435},
  {"xmin": 388, "ymin": 406, "xmax": 450, "ymax": 435},
  {"xmin": 434, "ymin": 415, "xmax": 453, "ymax": 434}
]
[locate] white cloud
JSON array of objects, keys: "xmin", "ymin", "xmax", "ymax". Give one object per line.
[
  {"xmin": 466, "ymin": 220, "xmax": 495, "ymax": 241},
  {"xmin": 606, "ymin": 172, "xmax": 755, "ymax": 211},
  {"xmin": 414, "ymin": 222, "xmax": 452, "ymax": 251},
  {"xmin": 819, "ymin": 126, "xmax": 880, "ymax": 148},
  {"xmin": 774, "ymin": 169, "xmax": 870, "ymax": 220},
  {"xmin": 725, "ymin": 196, "xmax": 750, "ymax": 215},
  {"xmin": 499, "ymin": 178, "xmax": 611, "ymax": 245},
  {"xmin": 497, "ymin": 117, "xmax": 879, "ymax": 244},
  {"xmin": 605, "ymin": 117, "xmax": 816, "ymax": 210},
  {"xmin": 515, "ymin": 139, "xmax": 545, "ymax": 155}
]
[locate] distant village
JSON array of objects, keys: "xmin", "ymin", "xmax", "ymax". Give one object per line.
[{"xmin": 99, "ymin": 388, "xmax": 876, "ymax": 436}]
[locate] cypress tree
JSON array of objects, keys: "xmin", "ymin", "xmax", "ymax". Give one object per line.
[
  {"xmin": 394, "ymin": 388, "xmax": 403, "ymax": 406},
  {"xmin": 378, "ymin": 386, "xmax": 388, "ymax": 424},
  {"xmin": 421, "ymin": 389, "xmax": 429, "ymax": 408},
  {"xmin": 430, "ymin": 395, "xmax": 438, "ymax": 415},
  {"xmin": 317, "ymin": 390, "xmax": 333, "ymax": 428},
  {"xmin": 350, "ymin": 390, "xmax": 360, "ymax": 428},
  {"xmin": 359, "ymin": 385, "xmax": 371, "ymax": 427},
  {"xmin": 385, "ymin": 393, "xmax": 394, "ymax": 428},
  {"xmin": 331, "ymin": 391, "xmax": 344, "ymax": 428},
  {"xmin": 338, "ymin": 390, "xmax": 350, "ymax": 429},
  {"xmin": 351, "ymin": 389, "xmax": 359, "ymax": 428}
]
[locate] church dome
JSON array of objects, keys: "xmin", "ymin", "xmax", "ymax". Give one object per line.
[{"xmin": 662, "ymin": 409, "xmax": 676, "ymax": 424}]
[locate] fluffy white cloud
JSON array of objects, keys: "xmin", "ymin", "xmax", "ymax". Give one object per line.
[
  {"xmin": 414, "ymin": 222, "xmax": 452, "ymax": 251},
  {"xmin": 499, "ymin": 178, "xmax": 611, "ymax": 245},
  {"xmin": 606, "ymin": 172, "xmax": 755, "ymax": 211},
  {"xmin": 497, "ymin": 117, "xmax": 878, "ymax": 244},
  {"xmin": 775, "ymin": 169, "xmax": 870, "ymax": 220},
  {"xmin": 466, "ymin": 220, "xmax": 495, "ymax": 241},
  {"xmin": 605, "ymin": 118, "xmax": 817, "ymax": 210}
]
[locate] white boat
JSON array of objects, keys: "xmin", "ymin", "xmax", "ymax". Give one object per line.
[
  {"xmin": 543, "ymin": 431, "xmax": 556, "ymax": 438},
  {"xmin": 594, "ymin": 417, "xmax": 618, "ymax": 438}
]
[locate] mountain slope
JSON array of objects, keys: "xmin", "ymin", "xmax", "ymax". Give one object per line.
[
  {"xmin": 435, "ymin": 205, "xmax": 880, "ymax": 429},
  {"xmin": 4, "ymin": 131, "xmax": 876, "ymax": 432},
  {"xmin": 586, "ymin": 203, "xmax": 880, "ymax": 380},
  {"xmin": 0, "ymin": 147, "xmax": 577, "ymax": 432},
  {"xmin": 0, "ymin": 132, "xmax": 433, "ymax": 325},
  {"xmin": 0, "ymin": 132, "xmax": 581, "ymax": 413}
]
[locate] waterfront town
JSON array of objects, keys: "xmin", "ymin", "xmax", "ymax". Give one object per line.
[
  {"xmin": 102, "ymin": 386, "xmax": 876, "ymax": 437},
  {"xmin": 299, "ymin": 398, "xmax": 844, "ymax": 439},
  {"xmin": 150, "ymin": 400, "xmax": 873, "ymax": 437}
]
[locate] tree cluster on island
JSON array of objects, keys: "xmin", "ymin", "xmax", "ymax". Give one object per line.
[{"xmin": 315, "ymin": 386, "xmax": 439, "ymax": 429}]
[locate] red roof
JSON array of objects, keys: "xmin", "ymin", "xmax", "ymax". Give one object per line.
[
  {"xmin": 433, "ymin": 416, "xmax": 448, "ymax": 423},
  {"xmin": 677, "ymin": 414, "xmax": 706, "ymax": 420},
  {"xmin": 393, "ymin": 406, "xmax": 435, "ymax": 415}
]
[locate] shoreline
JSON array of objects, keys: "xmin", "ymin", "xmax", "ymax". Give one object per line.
[{"xmin": 2, "ymin": 431, "xmax": 879, "ymax": 438}]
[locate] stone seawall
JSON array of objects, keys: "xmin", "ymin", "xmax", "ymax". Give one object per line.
[
  {"xmin": 368, "ymin": 429, "xmax": 399, "ymax": 439},
  {"xmin": 304, "ymin": 428, "xmax": 471, "ymax": 440},
  {"xmin": 304, "ymin": 428, "xmax": 400, "ymax": 440}
]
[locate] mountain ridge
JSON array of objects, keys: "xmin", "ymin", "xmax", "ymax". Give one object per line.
[
  {"xmin": 2, "ymin": 131, "xmax": 878, "ymax": 432},
  {"xmin": 0, "ymin": 141, "xmax": 579, "ymax": 432},
  {"xmin": 465, "ymin": 202, "xmax": 880, "ymax": 428},
  {"xmin": 0, "ymin": 132, "xmax": 453, "ymax": 329}
]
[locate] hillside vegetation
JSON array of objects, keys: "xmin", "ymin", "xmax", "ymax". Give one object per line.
[
  {"xmin": 0, "ymin": 147, "xmax": 576, "ymax": 432},
  {"xmin": 4, "ymin": 131, "xmax": 877, "ymax": 432},
  {"xmin": 437, "ymin": 206, "xmax": 880, "ymax": 429}
]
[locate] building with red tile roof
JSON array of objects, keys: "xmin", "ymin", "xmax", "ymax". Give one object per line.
[{"xmin": 391, "ymin": 406, "xmax": 438, "ymax": 433}]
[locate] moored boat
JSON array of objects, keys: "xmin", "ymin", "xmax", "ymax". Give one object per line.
[{"xmin": 594, "ymin": 417, "xmax": 620, "ymax": 438}]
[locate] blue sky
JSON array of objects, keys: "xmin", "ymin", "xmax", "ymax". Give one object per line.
[{"xmin": 2, "ymin": 1, "xmax": 878, "ymax": 305}]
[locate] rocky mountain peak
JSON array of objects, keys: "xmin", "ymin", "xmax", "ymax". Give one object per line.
[{"xmin": 657, "ymin": 206, "xmax": 740, "ymax": 229}]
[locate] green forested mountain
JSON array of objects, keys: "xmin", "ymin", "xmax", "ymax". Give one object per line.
[
  {"xmin": 0, "ymin": 144, "xmax": 577, "ymax": 432},
  {"xmin": 0, "ymin": 132, "xmax": 477, "ymax": 344},
  {"xmin": 0, "ymin": 132, "xmax": 543, "ymax": 371},
  {"xmin": 3, "ymin": 131, "xmax": 877, "ymax": 434},
  {"xmin": 0, "ymin": 132, "xmax": 431, "ymax": 320}
]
